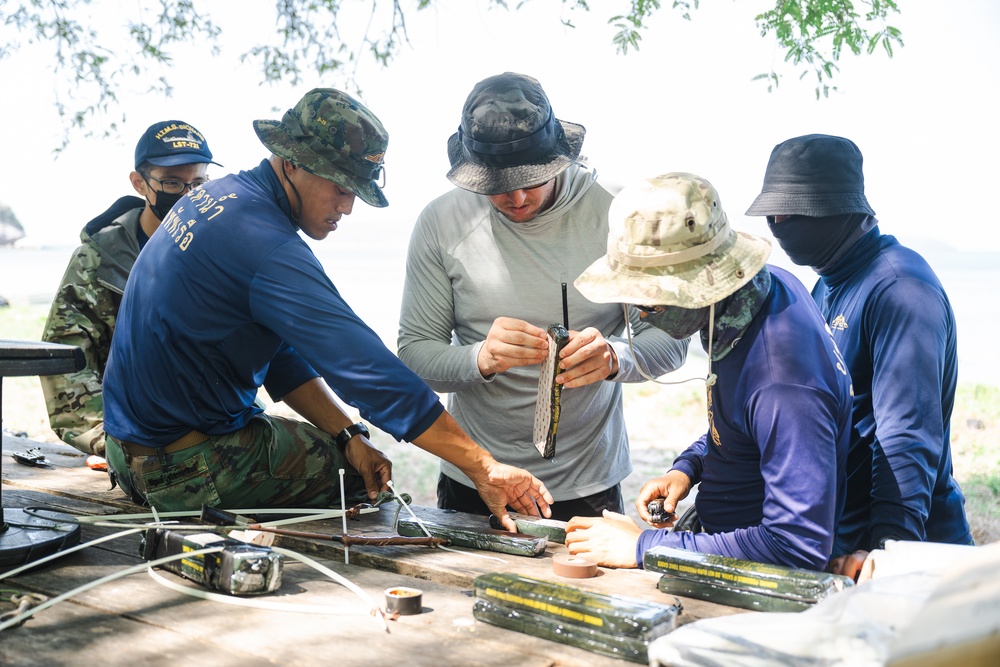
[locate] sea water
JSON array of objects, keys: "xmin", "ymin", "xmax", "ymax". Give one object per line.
[{"xmin": 2, "ymin": 236, "xmax": 998, "ymax": 387}]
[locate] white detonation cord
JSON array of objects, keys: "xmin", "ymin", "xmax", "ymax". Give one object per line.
[
  {"xmin": 339, "ymin": 468, "xmax": 349, "ymax": 565},
  {"xmin": 624, "ymin": 303, "xmax": 718, "ymax": 389}
]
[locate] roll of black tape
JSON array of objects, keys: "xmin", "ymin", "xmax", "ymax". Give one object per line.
[{"xmin": 384, "ymin": 586, "xmax": 423, "ymax": 615}]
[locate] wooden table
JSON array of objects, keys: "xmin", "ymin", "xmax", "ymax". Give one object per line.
[
  {"xmin": 2, "ymin": 436, "xmax": 746, "ymax": 666},
  {"xmin": 0, "ymin": 340, "xmax": 85, "ymax": 566}
]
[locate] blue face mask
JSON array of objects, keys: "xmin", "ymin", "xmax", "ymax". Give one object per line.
[
  {"xmin": 767, "ymin": 213, "xmax": 870, "ymax": 272},
  {"xmin": 642, "ymin": 305, "xmax": 711, "ymax": 340}
]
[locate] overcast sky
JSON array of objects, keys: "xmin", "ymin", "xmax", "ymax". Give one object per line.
[{"xmin": 2, "ymin": 0, "xmax": 998, "ymax": 253}]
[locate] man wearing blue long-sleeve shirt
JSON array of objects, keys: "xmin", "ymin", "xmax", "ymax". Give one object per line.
[
  {"xmin": 746, "ymin": 134, "xmax": 972, "ymax": 581},
  {"xmin": 566, "ymin": 172, "xmax": 852, "ymax": 571},
  {"xmin": 102, "ymin": 88, "xmax": 553, "ymax": 529}
]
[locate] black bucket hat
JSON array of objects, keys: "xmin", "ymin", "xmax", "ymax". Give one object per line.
[
  {"xmin": 745, "ymin": 134, "xmax": 875, "ymax": 217},
  {"xmin": 446, "ymin": 72, "xmax": 585, "ymax": 195}
]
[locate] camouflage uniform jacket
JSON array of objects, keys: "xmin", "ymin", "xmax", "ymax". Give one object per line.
[{"xmin": 41, "ymin": 196, "xmax": 146, "ymax": 455}]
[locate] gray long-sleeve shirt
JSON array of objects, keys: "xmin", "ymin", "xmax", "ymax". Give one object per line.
[{"xmin": 398, "ymin": 164, "xmax": 688, "ymax": 500}]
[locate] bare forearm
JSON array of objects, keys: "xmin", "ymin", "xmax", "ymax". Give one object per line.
[
  {"xmin": 281, "ymin": 377, "xmax": 354, "ymax": 436},
  {"xmin": 410, "ymin": 411, "xmax": 493, "ymax": 474}
]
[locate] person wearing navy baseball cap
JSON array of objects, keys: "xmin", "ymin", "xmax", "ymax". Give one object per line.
[
  {"xmin": 40, "ymin": 119, "xmax": 221, "ymax": 466},
  {"xmin": 132, "ymin": 120, "xmax": 221, "ymax": 220}
]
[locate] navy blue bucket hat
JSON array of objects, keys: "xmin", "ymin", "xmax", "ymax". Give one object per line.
[{"xmin": 745, "ymin": 134, "xmax": 875, "ymax": 217}]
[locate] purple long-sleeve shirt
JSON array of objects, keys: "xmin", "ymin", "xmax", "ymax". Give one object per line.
[{"xmin": 635, "ymin": 267, "xmax": 852, "ymax": 570}]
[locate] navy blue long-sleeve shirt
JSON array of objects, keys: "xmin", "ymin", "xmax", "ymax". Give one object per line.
[
  {"xmin": 104, "ymin": 160, "xmax": 444, "ymax": 447},
  {"xmin": 635, "ymin": 267, "xmax": 852, "ymax": 570},
  {"xmin": 813, "ymin": 228, "xmax": 971, "ymax": 554}
]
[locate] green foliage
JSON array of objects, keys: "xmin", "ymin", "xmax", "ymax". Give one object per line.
[
  {"xmin": 611, "ymin": 1, "xmax": 696, "ymax": 55},
  {"xmin": 3, "ymin": 0, "xmax": 220, "ymax": 149},
  {"xmin": 753, "ymin": 0, "xmax": 903, "ymax": 98},
  {"xmin": 0, "ymin": 0, "xmax": 904, "ymax": 148}
]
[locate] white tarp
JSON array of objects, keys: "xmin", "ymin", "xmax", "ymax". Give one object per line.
[{"xmin": 648, "ymin": 541, "xmax": 999, "ymax": 667}]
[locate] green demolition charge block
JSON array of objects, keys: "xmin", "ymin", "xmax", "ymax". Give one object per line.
[
  {"xmin": 473, "ymin": 572, "xmax": 681, "ymax": 664},
  {"xmin": 644, "ymin": 545, "xmax": 854, "ymax": 612}
]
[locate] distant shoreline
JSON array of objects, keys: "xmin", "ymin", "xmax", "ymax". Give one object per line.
[{"xmin": 3, "ymin": 242, "xmax": 998, "ymax": 387}]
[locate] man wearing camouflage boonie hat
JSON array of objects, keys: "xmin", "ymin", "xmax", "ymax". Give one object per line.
[
  {"xmin": 397, "ymin": 72, "xmax": 688, "ymax": 521},
  {"xmin": 41, "ymin": 119, "xmax": 220, "ymax": 461},
  {"xmin": 564, "ymin": 172, "xmax": 852, "ymax": 573},
  {"xmin": 101, "ymin": 88, "xmax": 553, "ymax": 527},
  {"xmin": 747, "ymin": 134, "xmax": 973, "ymax": 582}
]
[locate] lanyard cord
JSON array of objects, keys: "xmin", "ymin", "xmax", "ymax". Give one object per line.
[{"xmin": 622, "ymin": 303, "xmax": 718, "ymax": 389}]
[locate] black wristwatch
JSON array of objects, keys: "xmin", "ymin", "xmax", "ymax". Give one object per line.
[{"xmin": 334, "ymin": 422, "xmax": 369, "ymax": 450}]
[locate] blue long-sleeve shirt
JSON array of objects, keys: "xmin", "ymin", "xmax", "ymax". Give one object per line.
[
  {"xmin": 635, "ymin": 267, "xmax": 852, "ymax": 570},
  {"xmin": 813, "ymin": 228, "xmax": 971, "ymax": 553},
  {"xmin": 104, "ymin": 159, "xmax": 444, "ymax": 447}
]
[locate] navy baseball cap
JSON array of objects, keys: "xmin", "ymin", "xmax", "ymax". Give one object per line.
[{"xmin": 134, "ymin": 120, "xmax": 221, "ymax": 169}]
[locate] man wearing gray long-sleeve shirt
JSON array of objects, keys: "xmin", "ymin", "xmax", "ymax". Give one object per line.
[{"xmin": 398, "ymin": 72, "xmax": 688, "ymax": 520}]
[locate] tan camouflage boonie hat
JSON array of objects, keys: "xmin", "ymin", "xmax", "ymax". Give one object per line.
[
  {"xmin": 253, "ymin": 88, "xmax": 389, "ymax": 207},
  {"xmin": 575, "ymin": 173, "xmax": 771, "ymax": 309}
]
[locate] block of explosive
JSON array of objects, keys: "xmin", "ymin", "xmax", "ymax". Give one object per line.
[
  {"xmin": 396, "ymin": 507, "xmax": 547, "ymax": 557},
  {"xmin": 532, "ymin": 324, "xmax": 569, "ymax": 459},
  {"xmin": 141, "ymin": 528, "xmax": 283, "ymax": 595},
  {"xmin": 489, "ymin": 512, "xmax": 568, "ymax": 543},
  {"xmin": 643, "ymin": 546, "xmax": 854, "ymax": 612},
  {"xmin": 473, "ymin": 572, "xmax": 681, "ymax": 664}
]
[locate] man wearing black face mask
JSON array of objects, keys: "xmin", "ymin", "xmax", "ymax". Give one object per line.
[
  {"xmin": 747, "ymin": 134, "xmax": 973, "ymax": 583},
  {"xmin": 40, "ymin": 120, "xmax": 219, "ymax": 462}
]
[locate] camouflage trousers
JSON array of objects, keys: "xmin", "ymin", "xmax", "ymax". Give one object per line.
[{"xmin": 105, "ymin": 414, "xmax": 369, "ymax": 512}]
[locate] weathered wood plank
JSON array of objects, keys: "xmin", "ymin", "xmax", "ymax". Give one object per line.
[
  {"xmin": 3, "ymin": 435, "xmax": 130, "ymax": 510},
  {"xmin": 2, "ymin": 523, "xmax": 633, "ymax": 666},
  {"xmin": 4, "ymin": 432, "xmax": 746, "ymax": 652}
]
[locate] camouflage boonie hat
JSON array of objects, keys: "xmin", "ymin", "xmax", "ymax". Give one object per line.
[
  {"xmin": 253, "ymin": 88, "xmax": 389, "ymax": 208},
  {"xmin": 575, "ymin": 173, "xmax": 771, "ymax": 309},
  {"xmin": 446, "ymin": 72, "xmax": 585, "ymax": 195}
]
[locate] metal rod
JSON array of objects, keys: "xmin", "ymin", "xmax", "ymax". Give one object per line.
[
  {"xmin": 561, "ymin": 282, "xmax": 569, "ymax": 329},
  {"xmin": 339, "ymin": 469, "xmax": 349, "ymax": 564}
]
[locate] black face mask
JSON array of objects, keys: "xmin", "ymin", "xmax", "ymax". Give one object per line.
[
  {"xmin": 767, "ymin": 213, "xmax": 870, "ymax": 271},
  {"xmin": 148, "ymin": 190, "xmax": 184, "ymax": 221},
  {"xmin": 643, "ymin": 305, "xmax": 712, "ymax": 340}
]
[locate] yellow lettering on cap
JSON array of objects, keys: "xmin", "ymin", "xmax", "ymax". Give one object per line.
[{"xmin": 155, "ymin": 124, "xmax": 179, "ymax": 140}]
